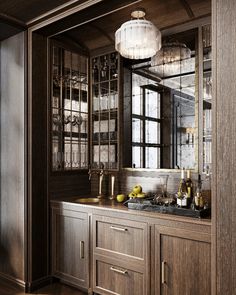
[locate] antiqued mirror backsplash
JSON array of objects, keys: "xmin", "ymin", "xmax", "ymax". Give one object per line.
[{"xmin": 123, "ymin": 29, "xmax": 198, "ymax": 170}]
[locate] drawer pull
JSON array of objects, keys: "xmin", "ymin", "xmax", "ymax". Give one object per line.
[
  {"xmin": 110, "ymin": 266, "xmax": 128, "ymax": 275},
  {"xmin": 110, "ymin": 226, "xmax": 128, "ymax": 232},
  {"xmin": 161, "ymin": 261, "xmax": 166, "ymax": 284},
  {"xmin": 80, "ymin": 241, "xmax": 84, "ymax": 259}
]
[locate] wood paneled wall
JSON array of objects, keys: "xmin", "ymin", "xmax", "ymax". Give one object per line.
[
  {"xmin": 212, "ymin": 0, "xmax": 236, "ymax": 294},
  {"xmin": 0, "ymin": 32, "xmax": 25, "ymax": 285},
  {"xmin": 49, "ymin": 173, "xmax": 90, "ymax": 199},
  {"xmin": 28, "ymin": 32, "xmax": 49, "ymax": 284}
]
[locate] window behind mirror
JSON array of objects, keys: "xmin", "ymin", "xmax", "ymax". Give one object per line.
[{"xmin": 124, "ymin": 29, "xmax": 197, "ymax": 170}]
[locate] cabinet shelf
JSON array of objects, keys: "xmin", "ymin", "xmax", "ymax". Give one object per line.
[
  {"xmin": 92, "ymin": 140, "xmax": 118, "ymax": 145},
  {"xmin": 92, "ymin": 78, "xmax": 118, "ymax": 84},
  {"xmin": 91, "ymin": 52, "xmax": 120, "ymax": 170}
]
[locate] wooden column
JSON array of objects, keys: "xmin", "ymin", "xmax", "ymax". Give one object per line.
[
  {"xmin": 212, "ymin": 0, "xmax": 236, "ymax": 294},
  {"xmin": 0, "ymin": 32, "xmax": 25, "ymax": 287}
]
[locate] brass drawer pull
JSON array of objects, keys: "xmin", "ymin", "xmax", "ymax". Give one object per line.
[
  {"xmin": 161, "ymin": 261, "xmax": 166, "ymax": 284},
  {"xmin": 110, "ymin": 226, "xmax": 128, "ymax": 232},
  {"xmin": 110, "ymin": 266, "xmax": 128, "ymax": 275},
  {"xmin": 80, "ymin": 241, "xmax": 84, "ymax": 259}
]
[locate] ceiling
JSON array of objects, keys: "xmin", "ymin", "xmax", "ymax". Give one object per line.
[
  {"xmin": 0, "ymin": 0, "xmax": 90, "ymax": 41},
  {"xmin": 0, "ymin": 0, "xmax": 211, "ymax": 43},
  {"xmin": 0, "ymin": 0, "xmax": 71, "ymax": 23},
  {"xmin": 60, "ymin": 0, "xmax": 211, "ymax": 51}
]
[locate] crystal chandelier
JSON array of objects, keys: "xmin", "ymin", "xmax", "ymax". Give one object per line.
[
  {"xmin": 115, "ymin": 8, "xmax": 161, "ymax": 60},
  {"xmin": 151, "ymin": 41, "xmax": 191, "ymax": 66}
]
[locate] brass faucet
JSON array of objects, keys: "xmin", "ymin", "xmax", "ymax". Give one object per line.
[
  {"xmin": 88, "ymin": 163, "xmax": 105, "ymax": 199},
  {"xmin": 97, "ymin": 166, "xmax": 105, "ymax": 199},
  {"xmin": 88, "ymin": 164, "xmax": 116, "ymax": 200}
]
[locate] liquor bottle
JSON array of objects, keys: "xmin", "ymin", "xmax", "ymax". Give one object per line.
[
  {"xmin": 186, "ymin": 169, "xmax": 193, "ymax": 206},
  {"xmin": 177, "ymin": 168, "xmax": 187, "ymax": 207},
  {"xmin": 194, "ymin": 174, "xmax": 202, "ymax": 210}
]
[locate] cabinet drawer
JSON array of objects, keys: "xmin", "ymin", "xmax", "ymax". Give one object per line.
[
  {"xmin": 94, "ymin": 259, "xmax": 145, "ymax": 295},
  {"xmin": 94, "ymin": 215, "xmax": 148, "ymax": 260}
]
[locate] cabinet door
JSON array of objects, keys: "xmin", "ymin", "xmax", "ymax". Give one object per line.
[
  {"xmin": 51, "ymin": 209, "xmax": 89, "ymax": 289},
  {"xmin": 155, "ymin": 226, "xmax": 211, "ymax": 295}
]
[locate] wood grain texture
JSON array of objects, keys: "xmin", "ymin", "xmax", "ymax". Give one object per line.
[
  {"xmin": 51, "ymin": 209, "xmax": 89, "ymax": 290},
  {"xmin": 95, "ymin": 259, "xmax": 144, "ymax": 295},
  {"xmin": 51, "ymin": 199, "xmax": 211, "ymax": 233},
  {"xmin": 0, "ymin": 0, "xmax": 71, "ymax": 23},
  {"xmin": 155, "ymin": 227, "xmax": 211, "ymax": 295},
  {"xmin": 51, "ymin": 200, "xmax": 210, "ymax": 295},
  {"xmin": 0, "ymin": 32, "xmax": 25, "ymax": 282},
  {"xmin": 28, "ymin": 32, "xmax": 48, "ymax": 282},
  {"xmin": 57, "ymin": 0, "xmax": 210, "ymax": 51},
  {"xmin": 92, "ymin": 214, "xmax": 150, "ymax": 294},
  {"xmin": 211, "ymin": 1, "xmax": 217, "ymax": 295},
  {"xmin": 212, "ymin": 0, "xmax": 236, "ymax": 294},
  {"xmin": 94, "ymin": 215, "xmax": 148, "ymax": 261}
]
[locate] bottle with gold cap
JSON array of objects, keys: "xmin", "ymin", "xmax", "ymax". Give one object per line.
[
  {"xmin": 186, "ymin": 169, "xmax": 193, "ymax": 207},
  {"xmin": 177, "ymin": 168, "xmax": 188, "ymax": 207}
]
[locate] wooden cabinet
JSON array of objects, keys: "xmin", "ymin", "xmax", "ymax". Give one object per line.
[
  {"xmin": 50, "ymin": 200, "xmax": 211, "ymax": 295},
  {"xmin": 51, "ymin": 207, "xmax": 89, "ymax": 290},
  {"xmin": 92, "ymin": 215, "xmax": 150, "ymax": 295},
  {"xmin": 155, "ymin": 226, "xmax": 211, "ymax": 295}
]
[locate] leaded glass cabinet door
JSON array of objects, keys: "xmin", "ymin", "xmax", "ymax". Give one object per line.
[
  {"xmin": 51, "ymin": 43, "xmax": 89, "ymax": 171},
  {"xmin": 91, "ymin": 52, "xmax": 119, "ymax": 171}
]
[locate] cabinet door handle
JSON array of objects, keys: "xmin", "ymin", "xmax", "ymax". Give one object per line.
[
  {"xmin": 161, "ymin": 261, "xmax": 166, "ymax": 284},
  {"xmin": 110, "ymin": 266, "xmax": 128, "ymax": 275},
  {"xmin": 110, "ymin": 226, "xmax": 128, "ymax": 232},
  {"xmin": 80, "ymin": 241, "xmax": 84, "ymax": 259}
]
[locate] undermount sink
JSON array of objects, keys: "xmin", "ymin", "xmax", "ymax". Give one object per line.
[{"xmin": 75, "ymin": 197, "xmax": 100, "ymax": 204}]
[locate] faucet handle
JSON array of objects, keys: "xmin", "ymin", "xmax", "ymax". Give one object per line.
[{"xmin": 109, "ymin": 174, "xmax": 116, "ymax": 200}]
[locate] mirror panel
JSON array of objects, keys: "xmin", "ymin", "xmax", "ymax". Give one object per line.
[{"xmin": 123, "ymin": 29, "xmax": 198, "ymax": 170}]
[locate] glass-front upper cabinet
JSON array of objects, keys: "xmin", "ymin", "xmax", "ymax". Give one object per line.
[
  {"xmin": 91, "ymin": 52, "xmax": 119, "ymax": 170},
  {"xmin": 51, "ymin": 43, "xmax": 89, "ymax": 171},
  {"xmin": 200, "ymin": 24, "xmax": 212, "ymax": 173}
]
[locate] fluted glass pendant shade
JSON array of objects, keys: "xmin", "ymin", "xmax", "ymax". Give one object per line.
[
  {"xmin": 115, "ymin": 9, "xmax": 161, "ymax": 60},
  {"xmin": 151, "ymin": 41, "xmax": 191, "ymax": 66}
]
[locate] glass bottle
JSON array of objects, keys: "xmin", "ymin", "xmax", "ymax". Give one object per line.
[
  {"xmin": 177, "ymin": 168, "xmax": 188, "ymax": 207},
  {"xmin": 186, "ymin": 169, "xmax": 193, "ymax": 206},
  {"xmin": 193, "ymin": 174, "xmax": 203, "ymax": 210}
]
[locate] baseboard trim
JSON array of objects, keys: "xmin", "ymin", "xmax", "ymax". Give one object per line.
[
  {"xmin": 0, "ymin": 272, "xmax": 26, "ymax": 290},
  {"xmin": 26, "ymin": 276, "xmax": 52, "ymax": 292}
]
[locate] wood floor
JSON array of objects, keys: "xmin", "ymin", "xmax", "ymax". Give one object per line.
[{"xmin": 0, "ymin": 282, "xmax": 87, "ymax": 295}]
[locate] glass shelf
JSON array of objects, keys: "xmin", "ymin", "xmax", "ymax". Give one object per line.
[
  {"xmin": 91, "ymin": 52, "xmax": 119, "ymax": 170},
  {"xmin": 51, "ymin": 44, "xmax": 89, "ymax": 171}
]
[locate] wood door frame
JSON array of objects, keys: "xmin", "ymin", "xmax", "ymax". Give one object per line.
[{"xmin": 26, "ymin": 1, "xmax": 222, "ymax": 294}]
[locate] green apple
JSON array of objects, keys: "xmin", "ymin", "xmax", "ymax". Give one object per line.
[
  {"xmin": 132, "ymin": 185, "xmax": 142, "ymax": 194},
  {"xmin": 116, "ymin": 194, "xmax": 125, "ymax": 203},
  {"xmin": 136, "ymin": 192, "xmax": 145, "ymax": 198},
  {"xmin": 129, "ymin": 192, "xmax": 137, "ymax": 198}
]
